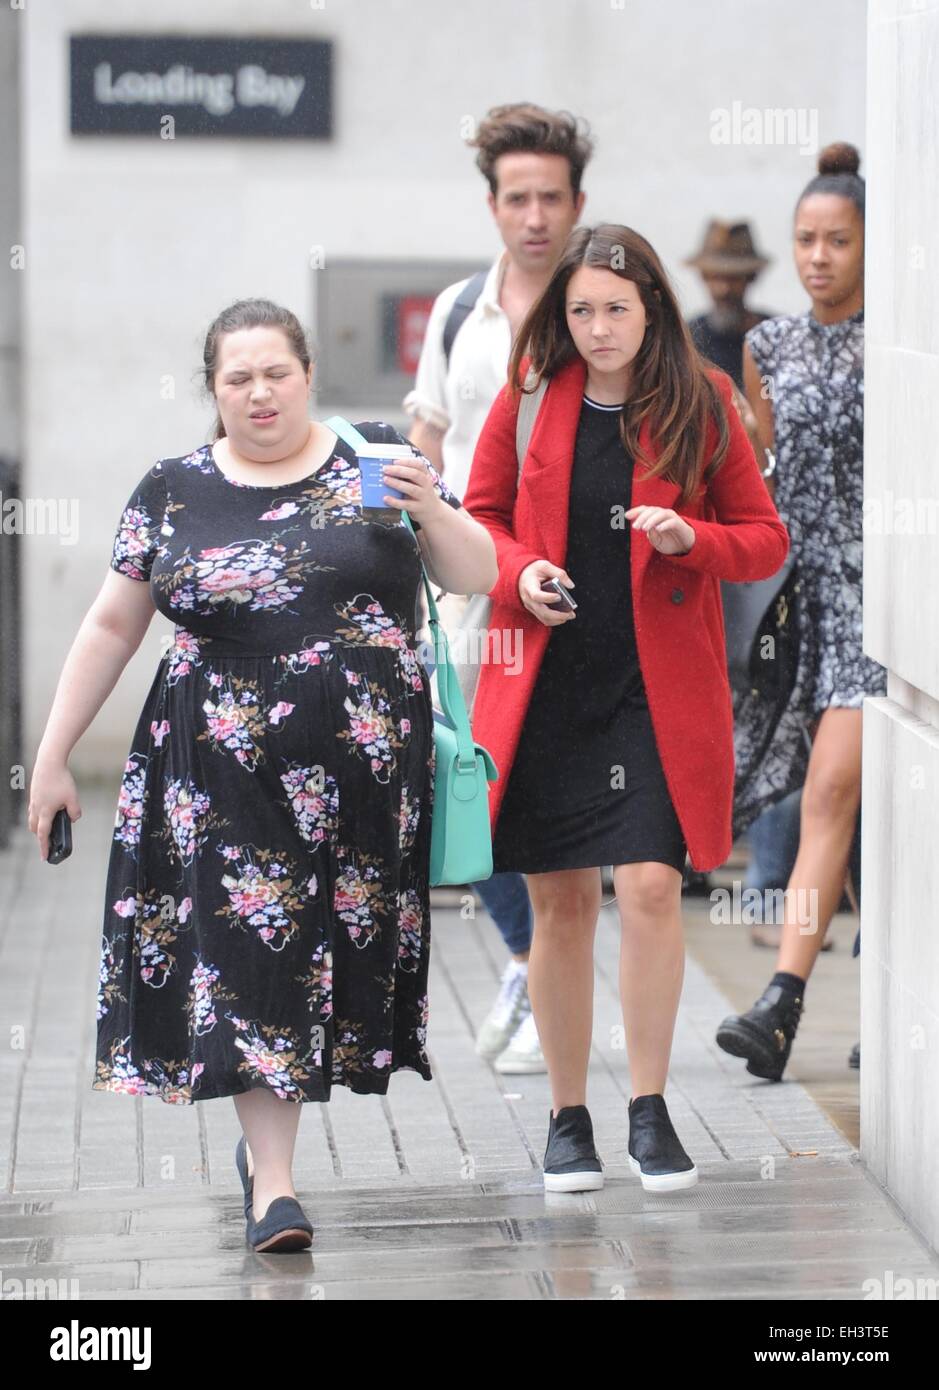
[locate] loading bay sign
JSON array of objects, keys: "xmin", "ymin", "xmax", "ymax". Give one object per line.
[{"xmin": 70, "ymin": 35, "xmax": 333, "ymax": 137}]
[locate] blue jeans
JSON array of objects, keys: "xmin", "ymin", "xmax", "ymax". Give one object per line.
[
  {"xmin": 473, "ymin": 868, "xmax": 533, "ymax": 955},
  {"xmin": 745, "ymin": 787, "xmax": 864, "ymax": 956},
  {"xmin": 744, "ymin": 790, "xmax": 802, "ymax": 891},
  {"xmin": 420, "ymin": 622, "xmax": 533, "ymax": 956}
]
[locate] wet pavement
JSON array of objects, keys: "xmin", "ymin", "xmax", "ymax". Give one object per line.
[{"xmin": 1, "ymin": 786, "xmax": 937, "ymax": 1300}]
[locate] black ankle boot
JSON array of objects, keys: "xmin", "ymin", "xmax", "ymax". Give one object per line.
[
  {"xmin": 627, "ymin": 1094, "xmax": 698, "ymax": 1192},
  {"xmin": 542, "ymin": 1105, "xmax": 604, "ymax": 1192},
  {"xmin": 715, "ymin": 980, "xmax": 804, "ymax": 1081}
]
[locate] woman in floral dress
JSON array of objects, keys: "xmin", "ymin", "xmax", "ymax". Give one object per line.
[
  {"xmin": 27, "ymin": 298, "xmax": 496, "ymax": 1249},
  {"xmin": 716, "ymin": 144, "xmax": 887, "ymax": 1083}
]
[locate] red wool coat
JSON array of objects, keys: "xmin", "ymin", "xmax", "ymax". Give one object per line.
[{"xmin": 461, "ymin": 354, "xmax": 790, "ymax": 872}]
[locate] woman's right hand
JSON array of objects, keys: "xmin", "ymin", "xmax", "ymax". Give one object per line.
[
  {"xmin": 518, "ymin": 560, "xmax": 576, "ymax": 626},
  {"xmin": 28, "ymin": 757, "xmax": 82, "ymax": 861}
]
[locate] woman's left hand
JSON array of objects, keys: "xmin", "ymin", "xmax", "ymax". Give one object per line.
[
  {"xmin": 624, "ymin": 506, "xmax": 696, "ymax": 556},
  {"xmin": 381, "ymin": 454, "xmax": 443, "ymax": 525}
]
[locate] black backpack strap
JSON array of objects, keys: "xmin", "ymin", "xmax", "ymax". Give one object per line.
[{"xmin": 441, "ymin": 269, "xmax": 488, "ymax": 367}]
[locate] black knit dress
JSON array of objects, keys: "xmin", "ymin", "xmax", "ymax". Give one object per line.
[{"xmin": 491, "ymin": 394, "xmax": 687, "ymax": 875}]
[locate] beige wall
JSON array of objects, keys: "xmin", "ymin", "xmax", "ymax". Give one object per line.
[
  {"xmin": 18, "ymin": 0, "xmax": 866, "ymax": 772},
  {"xmin": 862, "ymin": 0, "xmax": 939, "ymax": 1251}
]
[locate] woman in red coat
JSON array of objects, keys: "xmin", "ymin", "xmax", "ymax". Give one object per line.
[{"xmin": 462, "ymin": 224, "xmax": 789, "ymax": 1193}]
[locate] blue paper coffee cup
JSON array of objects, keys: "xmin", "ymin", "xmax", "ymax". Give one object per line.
[{"xmin": 356, "ymin": 443, "xmax": 417, "ymax": 520}]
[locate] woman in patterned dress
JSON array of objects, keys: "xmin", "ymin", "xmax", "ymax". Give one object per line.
[
  {"xmin": 716, "ymin": 144, "xmax": 887, "ymax": 1082},
  {"xmin": 26, "ymin": 299, "xmax": 497, "ymax": 1250}
]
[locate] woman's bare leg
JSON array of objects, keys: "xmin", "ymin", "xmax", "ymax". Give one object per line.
[
  {"xmin": 776, "ymin": 708, "xmax": 862, "ymax": 980},
  {"xmin": 613, "ymin": 862, "xmax": 685, "ymax": 1098},
  {"xmin": 525, "ymin": 867, "xmax": 602, "ymax": 1113},
  {"xmin": 233, "ymin": 1088, "xmax": 303, "ymax": 1221}
]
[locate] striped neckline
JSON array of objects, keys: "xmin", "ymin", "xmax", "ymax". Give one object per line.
[{"xmin": 583, "ymin": 393, "xmax": 624, "ymax": 411}]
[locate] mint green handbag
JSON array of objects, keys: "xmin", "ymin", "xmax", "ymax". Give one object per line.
[{"xmin": 323, "ymin": 416, "xmax": 499, "ymax": 886}]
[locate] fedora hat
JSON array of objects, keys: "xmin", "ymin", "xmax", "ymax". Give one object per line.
[{"xmin": 684, "ymin": 220, "xmax": 770, "ymax": 275}]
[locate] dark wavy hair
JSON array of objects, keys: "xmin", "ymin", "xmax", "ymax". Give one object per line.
[
  {"xmin": 200, "ymin": 298, "xmax": 314, "ymax": 441},
  {"xmin": 506, "ymin": 224, "xmax": 730, "ymax": 503},
  {"xmin": 466, "ymin": 102, "xmax": 594, "ymax": 199}
]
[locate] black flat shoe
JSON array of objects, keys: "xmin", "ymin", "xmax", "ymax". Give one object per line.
[
  {"xmin": 627, "ymin": 1093, "xmax": 698, "ymax": 1192},
  {"xmin": 849, "ymin": 1041, "xmax": 860, "ymax": 1069},
  {"xmin": 246, "ymin": 1196, "xmax": 314, "ymax": 1253},
  {"xmin": 715, "ymin": 981, "xmax": 804, "ymax": 1082},
  {"xmin": 234, "ymin": 1135, "xmax": 254, "ymax": 1220},
  {"xmin": 542, "ymin": 1105, "xmax": 604, "ymax": 1192}
]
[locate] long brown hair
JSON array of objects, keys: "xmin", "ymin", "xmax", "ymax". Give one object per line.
[{"xmin": 506, "ymin": 224, "xmax": 729, "ymax": 502}]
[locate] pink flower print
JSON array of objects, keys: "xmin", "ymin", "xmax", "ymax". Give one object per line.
[
  {"xmin": 350, "ymin": 708, "xmax": 386, "ymax": 744},
  {"xmin": 230, "ymin": 875, "xmax": 281, "ymax": 918},
  {"xmin": 373, "ymin": 1050, "xmax": 393, "ymax": 1068},
  {"xmin": 150, "ymin": 719, "xmax": 171, "ymax": 746},
  {"xmin": 301, "ymin": 643, "xmax": 330, "ymax": 664},
  {"xmin": 114, "ymin": 753, "xmax": 147, "ymax": 852},
  {"xmin": 178, "ymin": 897, "xmax": 192, "ymax": 924},
  {"xmin": 260, "ymin": 501, "xmax": 300, "ymax": 521},
  {"xmin": 113, "ymin": 895, "xmax": 137, "ymax": 918},
  {"xmin": 163, "ymin": 780, "xmax": 215, "ymax": 866},
  {"xmin": 165, "ymin": 628, "xmax": 204, "ymax": 687},
  {"xmin": 400, "ymin": 718, "xmax": 410, "ymax": 735},
  {"xmin": 199, "ymin": 567, "xmax": 261, "ymax": 604},
  {"xmin": 268, "ymin": 701, "xmax": 295, "ymax": 725},
  {"xmin": 203, "ymin": 699, "xmax": 241, "ymax": 741},
  {"xmin": 334, "ymin": 879, "xmax": 368, "ymax": 915},
  {"xmin": 207, "ymin": 671, "xmax": 224, "ymax": 688},
  {"xmin": 199, "ymin": 545, "xmax": 242, "ymax": 561},
  {"xmin": 307, "ymin": 875, "xmax": 318, "ymax": 897}
]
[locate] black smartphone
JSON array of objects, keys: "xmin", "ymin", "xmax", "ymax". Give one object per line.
[
  {"xmin": 47, "ymin": 807, "xmax": 73, "ymax": 865},
  {"xmin": 540, "ymin": 577, "xmax": 577, "ymax": 613}
]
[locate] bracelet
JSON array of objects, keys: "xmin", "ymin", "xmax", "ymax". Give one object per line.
[{"xmin": 761, "ymin": 448, "xmax": 777, "ymax": 479}]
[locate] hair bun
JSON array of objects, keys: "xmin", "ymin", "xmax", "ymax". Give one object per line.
[{"xmin": 817, "ymin": 141, "xmax": 861, "ymax": 177}]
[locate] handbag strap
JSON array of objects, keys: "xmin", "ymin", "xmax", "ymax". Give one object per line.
[
  {"xmin": 322, "ymin": 416, "xmax": 480, "ymax": 770},
  {"xmin": 515, "ymin": 367, "xmax": 548, "ymax": 476}
]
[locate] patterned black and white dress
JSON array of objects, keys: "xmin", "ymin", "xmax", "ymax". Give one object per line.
[
  {"xmin": 731, "ymin": 308, "xmax": 887, "ymax": 837},
  {"xmin": 95, "ymin": 424, "xmax": 462, "ymax": 1105}
]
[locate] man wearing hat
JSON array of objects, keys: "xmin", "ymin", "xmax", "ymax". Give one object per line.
[
  {"xmin": 684, "ymin": 220, "xmax": 804, "ymax": 941},
  {"xmin": 685, "ymin": 220, "xmax": 773, "ymax": 390}
]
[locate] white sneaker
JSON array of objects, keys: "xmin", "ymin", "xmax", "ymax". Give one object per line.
[
  {"xmin": 494, "ymin": 1008, "xmax": 547, "ymax": 1074},
  {"xmin": 475, "ymin": 959, "xmax": 530, "ymax": 1060}
]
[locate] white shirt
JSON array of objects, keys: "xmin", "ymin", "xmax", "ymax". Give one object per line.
[{"xmin": 402, "ymin": 250, "xmax": 512, "ymax": 502}]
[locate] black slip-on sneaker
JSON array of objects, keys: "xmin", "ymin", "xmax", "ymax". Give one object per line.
[
  {"xmin": 628, "ymin": 1093, "xmax": 698, "ymax": 1192},
  {"xmin": 542, "ymin": 1104, "xmax": 604, "ymax": 1192}
]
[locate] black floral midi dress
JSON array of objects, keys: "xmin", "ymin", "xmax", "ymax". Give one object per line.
[
  {"xmin": 95, "ymin": 424, "xmax": 462, "ymax": 1105},
  {"xmin": 731, "ymin": 308, "xmax": 888, "ymax": 836}
]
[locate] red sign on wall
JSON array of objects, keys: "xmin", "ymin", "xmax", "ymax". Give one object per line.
[{"xmin": 396, "ymin": 296, "xmax": 434, "ymax": 374}]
